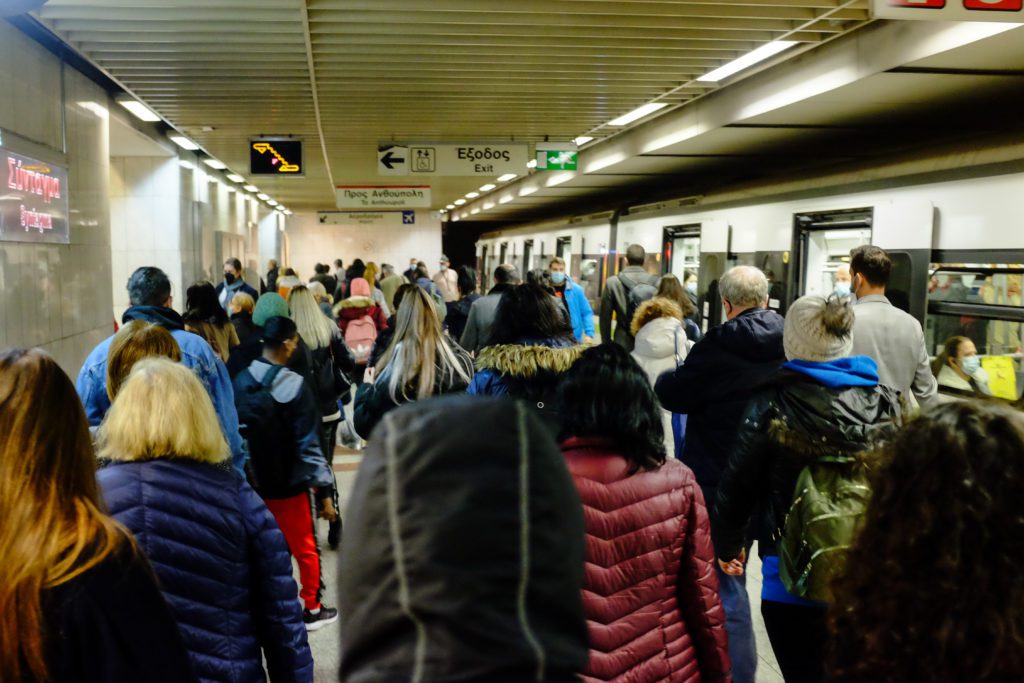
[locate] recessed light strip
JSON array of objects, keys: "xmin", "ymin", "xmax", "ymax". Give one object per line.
[{"xmin": 697, "ymin": 41, "xmax": 798, "ymax": 83}]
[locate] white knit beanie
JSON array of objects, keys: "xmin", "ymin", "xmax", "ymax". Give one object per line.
[{"xmin": 783, "ymin": 295, "xmax": 854, "ymax": 362}]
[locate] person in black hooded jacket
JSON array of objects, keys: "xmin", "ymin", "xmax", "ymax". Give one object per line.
[
  {"xmin": 339, "ymin": 395, "xmax": 589, "ymax": 683},
  {"xmin": 654, "ymin": 264, "xmax": 784, "ymax": 683},
  {"xmin": 713, "ymin": 295, "xmax": 901, "ymax": 683}
]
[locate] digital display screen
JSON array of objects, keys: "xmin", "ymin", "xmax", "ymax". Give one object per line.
[
  {"xmin": 0, "ymin": 147, "xmax": 70, "ymax": 244},
  {"xmin": 250, "ymin": 139, "xmax": 303, "ymax": 176}
]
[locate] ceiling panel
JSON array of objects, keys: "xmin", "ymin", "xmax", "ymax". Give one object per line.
[{"xmin": 34, "ymin": 0, "xmax": 870, "ymax": 211}]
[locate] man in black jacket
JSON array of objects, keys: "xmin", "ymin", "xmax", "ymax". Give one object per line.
[
  {"xmin": 655, "ymin": 264, "xmax": 785, "ymax": 683},
  {"xmin": 460, "ymin": 264, "xmax": 521, "ymax": 354}
]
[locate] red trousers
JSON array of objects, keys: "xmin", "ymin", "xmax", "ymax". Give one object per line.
[{"xmin": 265, "ymin": 492, "xmax": 321, "ymax": 610}]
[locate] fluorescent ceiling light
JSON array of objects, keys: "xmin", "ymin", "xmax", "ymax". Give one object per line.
[
  {"xmin": 284, "ymin": 209, "xmax": 293, "ymax": 215},
  {"xmin": 499, "ymin": 195, "xmax": 514, "ymax": 204},
  {"xmin": 479, "ymin": 183, "xmax": 496, "ymax": 192},
  {"xmin": 168, "ymin": 134, "xmax": 199, "ymax": 151},
  {"xmin": 118, "ymin": 99, "xmax": 160, "ymax": 122},
  {"xmin": 483, "ymin": 201, "xmax": 495, "ymax": 210},
  {"xmin": 244, "ymin": 184, "xmax": 258, "ymax": 192},
  {"xmin": 203, "ymin": 158, "xmax": 227, "ymax": 170},
  {"xmin": 446, "ymin": 203, "xmax": 455, "ymax": 210},
  {"xmin": 520, "ymin": 186, "xmax": 538, "ymax": 197},
  {"xmin": 574, "ymin": 136, "xmax": 594, "ymax": 146},
  {"xmin": 470, "ymin": 208, "xmax": 480, "ymax": 215},
  {"xmin": 452, "ymin": 215, "xmax": 460, "ymax": 222},
  {"xmin": 454, "ymin": 198, "xmax": 466, "ymax": 206},
  {"xmin": 268, "ymin": 200, "xmax": 279, "ymax": 207},
  {"xmin": 497, "ymin": 173, "xmax": 517, "ymax": 182},
  {"xmin": 226, "ymin": 173, "xmax": 244, "ymax": 183},
  {"xmin": 465, "ymin": 191, "xmax": 480, "ymax": 199},
  {"xmin": 78, "ymin": 101, "xmax": 108, "ymax": 119},
  {"xmin": 546, "ymin": 172, "xmax": 575, "ymax": 187},
  {"xmin": 257, "ymin": 193, "xmax": 269, "ymax": 200},
  {"xmin": 226, "ymin": 186, "xmax": 236, "ymax": 193},
  {"xmin": 697, "ymin": 41, "xmax": 798, "ymax": 83},
  {"xmin": 607, "ymin": 102, "xmax": 668, "ymax": 126},
  {"xmin": 526, "ymin": 159, "xmax": 537, "ymax": 169},
  {"xmin": 178, "ymin": 160, "xmax": 194, "ymax": 170}
]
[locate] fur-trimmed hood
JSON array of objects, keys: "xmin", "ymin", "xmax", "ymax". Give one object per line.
[
  {"xmin": 631, "ymin": 297, "xmax": 683, "ymax": 337},
  {"xmin": 334, "ymin": 295, "xmax": 373, "ymax": 314},
  {"xmin": 475, "ymin": 343, "xmax": 585, "ymax": 379}
]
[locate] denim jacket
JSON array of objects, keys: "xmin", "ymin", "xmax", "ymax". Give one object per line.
[{"xmin": 77, "ymin": 306, "xmax": 246, "ymax": 475}]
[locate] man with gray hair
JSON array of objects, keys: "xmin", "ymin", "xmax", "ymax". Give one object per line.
[{"xmin": 655, "ymin": 264, "xmax": 785, "ymax": 683}]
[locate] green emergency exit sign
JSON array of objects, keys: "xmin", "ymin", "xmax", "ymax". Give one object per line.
[{"xmin": 539, "ymin": 150, "xmax": 577, "ymax": 171}]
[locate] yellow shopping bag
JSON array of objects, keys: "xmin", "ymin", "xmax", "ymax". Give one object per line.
[{"xmin": 981, "ymin": 355, "xmax": 1019, "ymax": 401}]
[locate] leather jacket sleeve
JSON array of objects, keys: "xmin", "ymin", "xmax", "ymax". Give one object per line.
[
  {"xmin": 712, "ymin": 390, "xmax": 775, "ymax": 561},
  {"xmin": 678, "ymin": 482, "xmax": 732, "ymax": 683}
]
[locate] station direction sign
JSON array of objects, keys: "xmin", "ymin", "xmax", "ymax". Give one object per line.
[
  {"xmin": 535, "ymin": 142, "xmax": 579, "ymax": 171},
  {"xmin": 377, "ymin": 143, "xmax": 528, "ymax": 177},
  {"xmin": 1, "ymin": 145, "xmax": 69, "ymax": 244},
  {"xmin": 336, "ymin": 185, "xmax": 431, "ymax": 209},
  {"xmin": 250, "ymin": 138, "xmax": 303, "ymax": 176},
  {"xmin": 318, "ymin": 210, "xmax": 418, "ymax": 227},
  {"xmin": 873, "ymin": 0, "xmax": 1023, "ymax": 21}
]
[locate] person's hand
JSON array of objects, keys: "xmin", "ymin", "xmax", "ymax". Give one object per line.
[
  {"xmin": 319, "ymin": 498, "xmax": 338, "ymax": 523},
  {"xmin": 363, "ymin": 365, "xmax": 375, "ymax": 384},
  {"xmin": 717, "ymin": 548, "xmax": 746, "ymax": 576}
]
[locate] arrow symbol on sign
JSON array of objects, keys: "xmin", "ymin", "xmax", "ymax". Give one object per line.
[
  {"xmin": 253, "ymin": 142, "xmax": 299, "ymax": 172},
  {"xmin": 380, "ymin": 150, "xmax": 405, "ymax": 170}
]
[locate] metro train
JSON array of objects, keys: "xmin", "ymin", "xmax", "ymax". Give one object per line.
[{"xmin": 475, "ymin": 165, "xmax": 1024, "ymax": 404}]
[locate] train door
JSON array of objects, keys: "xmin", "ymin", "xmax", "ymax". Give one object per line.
[
  {"xmin": 793, "ymin": 208, "xmax": 873, "ymax": 308},
  {"xmin": 699, "ymin": 220, "xmax": 731, "ymax": 332},
  {"xmin": 662, "ymin": 225, "xmax": 701, "ymax": 280}
]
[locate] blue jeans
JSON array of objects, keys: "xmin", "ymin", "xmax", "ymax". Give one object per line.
[{"xmin": 716, "ymin": 563, "xmax": 758, "ymax": 683}]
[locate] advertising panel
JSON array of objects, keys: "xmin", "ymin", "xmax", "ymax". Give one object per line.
[{"xmin": 1, "ymin": 146, "xmax": 70, "ymax": 244}]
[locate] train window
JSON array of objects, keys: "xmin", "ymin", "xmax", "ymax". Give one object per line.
[
  {"xmin": 800, "ymin": 227, "xmax": 872, "ymax": 298},
  {"xmin": 523, "ymin": 240, "xmax": 533, "ymax": 272},
  {"xmin": 499, "ymin": 242, "xmax": 508, "ymax": 266},
  {"xmin": 925, "ymin": 263, "xmax": 1023, "ymax": 403},
  {"xmin": 556, "ymin": 236, "xmax": 571, "ymax": 258}
]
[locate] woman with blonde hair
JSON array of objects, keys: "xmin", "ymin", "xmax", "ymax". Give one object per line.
[
  {"xmin": 354, "ymin": 286, "xmax": 473, "ymax": 438},
  {"xmin": 96, "ymin": 358, "xmax": 313, "ymax": 682},
  {"xmin": 0, "ymin": 349, "xmax": 194, "ymax": 683},
  {"xmin": 362, "ymin": 261, "xmax": 392, "ymax": 317},
  {"xmin": 289, "ymin": 284, "xmax": 355, "ymax": 548}
]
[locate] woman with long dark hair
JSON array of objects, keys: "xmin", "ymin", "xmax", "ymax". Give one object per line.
[
  {"xmin": 558, "ymin": 344, "xmax": 730, "ymax": 682},
  {"xmin": 0, "ymin": 349, "xmax": 194, "ymax": 683},
  {"xmin": 445, "ymin": 265, "xmax": 481, "ymax": 341},
  {"xmin": 468, "ymin": 283, "xmax": 584, "ymax": 432},
  {"xmin": 184, "ymin": 280, "xmax": 239, "ymax": 362},
  {"xmin": 829, "ymin": 401, "xmax": 1024, "ymax": 683}
]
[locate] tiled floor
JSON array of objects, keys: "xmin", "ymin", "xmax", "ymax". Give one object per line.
[{"xmin": 308, "ymin": 447, "xmax": 785, "ymax": 683}]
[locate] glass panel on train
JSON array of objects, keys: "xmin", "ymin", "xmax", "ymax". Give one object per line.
[
  {"xmin": 801, "ymin": 227, "xmax": 871, "ymax": 298},
  {"xmin": 522, "ymin": 240, "xmax": 533, "ymax": 272},
  {"xmin": 925, "ymin": 264, "xmax": 1023, "ymax": 403}
]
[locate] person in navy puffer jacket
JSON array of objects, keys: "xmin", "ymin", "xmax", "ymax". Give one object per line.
[{"xmin": 96, "ymin": 357, "xmax": 313, "ymax": 683}]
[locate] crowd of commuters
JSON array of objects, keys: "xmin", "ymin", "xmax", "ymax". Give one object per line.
[{"xmin": 3, "ymin": 243, "xmax": 1023, "ymax": 683}]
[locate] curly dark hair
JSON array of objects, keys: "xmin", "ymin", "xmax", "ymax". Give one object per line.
[
  {"xmin": 557, "ymin": 344, "xmax": 666, "ymax": 471},
  {"xmin": 487, "ymin": 283, "xmax": 575, "ymax": 346},
  {"xmin": 828, "ymin": 401, "xmax": 1024, "ymax": 683}
]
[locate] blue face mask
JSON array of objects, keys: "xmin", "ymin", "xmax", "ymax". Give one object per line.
[
  {"xmin": 685, "ymin": 282, "xmax": 697, "ymax": 295},
  {"xmin": 961, "ymin": 355, "xmax": 981, "ymax": 375},
  {"xmin": 834, "ymin": 281, "xmax": 851, "ymax": 298},
  {"xmin": 550, "ymin": 271, "xmax": 566, "ymax": 285}
]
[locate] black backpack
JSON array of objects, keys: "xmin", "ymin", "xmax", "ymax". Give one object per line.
[
  {"xmin": 620, "ymin": 273, "xmax": 659, "ymax": 335},
  {"xmin": 234, "ymin": 364, "xmax": 291, "ymax": 496}
]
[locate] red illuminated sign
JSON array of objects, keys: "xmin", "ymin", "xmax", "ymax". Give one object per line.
[
  {"xmin": 1, "ymin": 147, "xmax": 70, "ymax": 244},
  {"xmin": 963, "ymin": 0, "xmax": 1021, "ymax": 10}
]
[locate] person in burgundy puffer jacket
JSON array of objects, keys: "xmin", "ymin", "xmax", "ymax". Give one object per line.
[{"xmin": 559, "ymin": 344, "xmax": 732, "ymax": 683}]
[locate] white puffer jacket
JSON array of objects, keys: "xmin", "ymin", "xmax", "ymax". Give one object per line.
[{"xmin": 631, "ymin": 303, "xmax": 687, "ymax": 458}]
